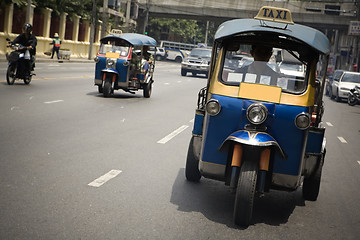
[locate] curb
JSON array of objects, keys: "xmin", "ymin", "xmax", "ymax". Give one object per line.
[{"xmin": 0, "ymin": 55, "xmax": 94, "ymax": 63}]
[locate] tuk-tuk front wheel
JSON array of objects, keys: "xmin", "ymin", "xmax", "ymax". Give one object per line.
[
  {"xmin": 234, "ymin": 157, "xmax": 258, "ymax": 227},
  {"xmin": 103, "ymin": 79, "xmax": 112, "ymax": 98}
]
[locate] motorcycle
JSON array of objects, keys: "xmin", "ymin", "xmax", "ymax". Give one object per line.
[
  {"xmin": 347, "ymin": 85, "xmax": 360, "ymax": 106},
  {"xmin": 6, "ymin": 38, "xmax": 35, "ymax": 85}
]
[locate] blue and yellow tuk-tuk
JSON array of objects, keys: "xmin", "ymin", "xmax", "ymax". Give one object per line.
[
  {"xmin": 94, "ymin": 32, "xmax": 157, "ymax": 98},
  {"xmin": 185, "ymin": 6, "xmax": 330, "ymax": 227}
]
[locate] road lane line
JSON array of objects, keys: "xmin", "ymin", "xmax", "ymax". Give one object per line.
[
  {"xmin": 357, "ymin": 161, "xmax": 360, "ymax": 165},
  {"xmin": 326, "ymin": 122, "xmax": 333, "ymax": 127},
  {"xmin": 44, "ymin": 100, "xmax": 64, "ymax": 104},
  {"xmin": 337, "ymin": 136, "xmax": 347, "ymax": 143},
  {"xmin": 88, "ymin": 170, "xmax": 122, "ymax": 187},
  {"xmin": 157, "ymin": 125, "xmax": 189, "ymax": 144},
  {"xmin": 189, "ymin": 119, "xmax": 194, "ymax": 123}
]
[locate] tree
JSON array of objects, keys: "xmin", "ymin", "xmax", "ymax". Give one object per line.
[{"xmin": 147, "ymin": 17, "xmax": 197, "ymax": 43}]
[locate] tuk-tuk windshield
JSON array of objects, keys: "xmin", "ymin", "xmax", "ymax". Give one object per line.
[
  {"xmin": 222, "ymin": 43, "xmax": 307, "ymax": 94},
  {"xmin": 99, "ymin": 41, "xmax": 130, "ymax": 57}
]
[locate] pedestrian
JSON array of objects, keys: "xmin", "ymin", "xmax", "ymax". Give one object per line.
[{"xmin": 50, "ymin": 33, "xmax": 61, "ymax": 59}]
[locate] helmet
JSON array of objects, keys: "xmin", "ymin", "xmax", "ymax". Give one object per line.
[{"xmin": 22, "ymin": 23, "xmax": 33, "ymax": 34}]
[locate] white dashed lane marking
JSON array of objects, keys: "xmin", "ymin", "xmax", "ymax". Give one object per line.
[
  {"xmin": 88, "ymin": 170, "xmax": 122, "ymax": 187},
  {"xmin": 44, "ymin": 100, "xmax": 64, "ymax": 104},
  {"xmin": 337, "ymin": 136, "xmax": 348, "ymax": 144},
  {"xmin": 326, "ymin": 122, "xmax": 333, "ymax": 127},
  {"xmin": 157, "ymin": 125, "xmax": 189, "ymax": 144}
]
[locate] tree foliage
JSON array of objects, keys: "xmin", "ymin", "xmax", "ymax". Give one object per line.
[{"xmin": 147, "ymin": 17, "xmax": 218, "ymax": 45}]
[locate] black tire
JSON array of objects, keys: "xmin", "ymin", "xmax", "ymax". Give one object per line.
[
  {"xmin": 6, "ymin": 65, "xmax": 16, "ymax": 85},
  {"xmin": 143, "ymin": 82, "xmax": 152, "ymax": 98},
  {"xmin": 234, "ymin": 157, "xmax": 258, "ymax": 227},
  {"xmin": 185, "ymin": 137, "xmax": 201, "ymax": 182},
  {"xmin": 23, "ymin": 75, "xmax": 31, "ymax": 85},
  {"xmin": 303, "ymin": 154, "xmax": 324, "ymax": 201},
  {"xmin": 103, "ymin": 79, "xmax": 112, "ymax": 98},
  {"xmin": 175, "ymin": 56, "xmax": 182, "ymax": 63},
  {"xmin": 98, "ymin": 85, "xmax": 103, "ymax": 93},
  {"xmin": 181, "ymin": 69, "xmax": 187, "ymax": 76},
  {"xmin": 347, "ymin": 95, "xmax": 357, "ymax": 106},
  {"xmin": 156, "ymin": 55, "xmax": 162, "ymax": 61}
]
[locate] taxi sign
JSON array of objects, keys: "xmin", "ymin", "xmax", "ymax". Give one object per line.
[
  {"xmin": 111, "ymin": 29, "xmax": 123, "ymax": 35},
  {"xmin": 254, "ymin": 6, "xmax": 294, "ymax": 25}
]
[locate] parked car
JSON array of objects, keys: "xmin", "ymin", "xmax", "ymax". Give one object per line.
[
  {"xmin": 326, "ymin": 70, "xmax": 343, "ymax": 96},
  {"xmin": 330, "ymin": 70, "xmax": 360, "ymax": 102},
  {"xmin": 181, "ymin": 48, "xmax": 212, "ymax": 77},
  {"xmin": 149, "ymin": 47, "xmax": 166, "ymax": 61}
]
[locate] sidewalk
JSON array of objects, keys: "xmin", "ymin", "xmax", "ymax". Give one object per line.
[{"xmin": 0, "ymin": 54, "xmax": 94, "ymax": 63}]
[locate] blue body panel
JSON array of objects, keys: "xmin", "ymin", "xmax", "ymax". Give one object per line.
[
  {"xmin": 201, "ymin": 94, "xmax": 309, "ymax": 176},
  {"xmin": 95, "ymin": 57, "xmax": 129, "ymax": 83},
  {"xmin": 193, "ymin": 112, "xmax": 204, "ymax": 135},
  {"xmin": 306, "ymin": 129, "xmax": 325, "ymax": 153}
]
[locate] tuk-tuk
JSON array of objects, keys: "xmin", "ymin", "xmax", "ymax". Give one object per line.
[
  {"xmin": 185, "ymin": 6, "xmax": 330, "ymax": 227},
  {"xmin": 94, "ymin": 32, "xmax": 157, "ymax": 98}
]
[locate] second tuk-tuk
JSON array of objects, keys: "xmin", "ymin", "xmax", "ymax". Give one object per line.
[
  {"xmin": 185, "ymin": 6, "xmax": 330, "ymax": 227},
  {"xmin": 94, "ymin": 32, "xmax": 157, "ymax": 98}
]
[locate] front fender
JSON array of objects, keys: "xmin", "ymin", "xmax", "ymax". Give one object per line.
[
  {"xmin": 219, "ymin": 130, "xmax": 286, "ymax": 159},
  {"xmin": 101, "ymin": 68, "xmax": 119, "ymax": 77}
]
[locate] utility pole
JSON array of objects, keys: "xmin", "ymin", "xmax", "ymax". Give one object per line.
[
  {"xmin": 101, "ymin": 0, "xmax": 108, "ymax": 38},
  {"xmin": 26, "ymin": 0, "xmax": 31, "ymax": 23},
  {"xmin": 89, "ymin": 0, "xmax": 97, "ymax": 60},
  {"xmin": 357, "ymin": 1, "xmax": 360, "ymax": 72}
]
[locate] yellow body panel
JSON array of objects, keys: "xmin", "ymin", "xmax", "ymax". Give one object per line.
[
  {"xmin": 105, "ymin": 52, "xmax": 120, "ymax": 59},
  {"xmin": 238, "ymin": 83, "xmax": 282, "ymax": 103}
]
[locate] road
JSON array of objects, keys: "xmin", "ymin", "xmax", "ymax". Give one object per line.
[{"xmin": 0, "ymin": 61, "xmax": 359, "ymax": 239}]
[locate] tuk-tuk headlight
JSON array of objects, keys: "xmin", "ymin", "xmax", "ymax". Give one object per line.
[
  {"xmin": 206, "ymin": 99, "xmax": 221, "ymax": 116},
  {"xmin": 106, "ymin": 59, "xmax": 115, "ymax": 68},
  {"xmin": 94, "ymin": 57, "xmax": 100, "ymax": 63},
  {"xmin": 295, "ymin": 113, "xmax": 310, "ymax": 130},
  {"xmin": 123, "ymin": 61, "xmax": 129, "ymax": 66},
  {"xmin": 246, "ymin": 103, "xmax": 268, "ymax": 125}
]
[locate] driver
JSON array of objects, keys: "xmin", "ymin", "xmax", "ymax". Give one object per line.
[
  {"xmin": 235, "ymin": 45, "xmax": 280, "ymax": 85},
  {"xmin": 11, "ymin": 23, "xmax": 37, "ymax": 72}
]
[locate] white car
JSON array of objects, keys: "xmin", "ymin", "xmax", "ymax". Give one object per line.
[{"xmin": 330, "ymin": 71, "xmax": 360, "ymax": 102}]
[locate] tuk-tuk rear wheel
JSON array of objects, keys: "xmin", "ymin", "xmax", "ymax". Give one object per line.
[
  {"xmin": 185, "ymin": 136, "xmax": 201, "ymax": 182},
  {"xmin": 98, "ymin": 85, "xmax": 103, "ymax": 93},
  {"xmin": 303, "ymin": 155, "xmax": 324, "ymax": 201},
  {"xmin": 234, "ymin": 158, "xmax": 258, "ymax": 227},
  {"xmin": 143, "ymin": 82, "xmax": 152, "ymax": 98}
]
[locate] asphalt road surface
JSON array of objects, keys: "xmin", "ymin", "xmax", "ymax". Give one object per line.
[{"xmin": 0, "ymin": 61, "xmax": 359, "ymax": 239}]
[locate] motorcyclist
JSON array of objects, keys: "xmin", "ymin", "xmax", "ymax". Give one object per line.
[{"xmin": 10, "ymin": 23, "xmax": 37, "ymax": 74}]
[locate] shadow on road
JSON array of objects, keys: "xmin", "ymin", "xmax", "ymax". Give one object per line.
[
  {"xmin": 170, "ymin": 168, "xmax": 305, "ymax": 228},
  {"xmin": 86, "ymin": 91, "xmax": 143, "ymax": 99}
]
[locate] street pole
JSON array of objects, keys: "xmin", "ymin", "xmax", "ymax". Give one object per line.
[
  {"xmin": 101, "ymin": 0, "xmax": 108, "ymax": 38},
  {"xmin": 89, "ymin": 0, "xmax": 97, "ymax": 60},
  {"xmin": 26, "ymin": 0, "xmax": 31, "ymax": 23}
]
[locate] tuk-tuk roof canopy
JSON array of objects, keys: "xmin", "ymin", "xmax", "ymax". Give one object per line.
[
  {"xmin": 100, "ymin": 33, "xmax": 157, "ymax": 46},
  {"xmin": 214, "ymin": 19, "xmax": 330, "ymax": 55}
]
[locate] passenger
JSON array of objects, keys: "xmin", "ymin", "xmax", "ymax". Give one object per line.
[{"xmin": 142, "ymin": 45, "xmax": 153, "ymax": 72}]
